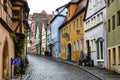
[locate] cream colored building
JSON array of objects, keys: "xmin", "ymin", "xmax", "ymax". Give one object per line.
[
  {"xmin": 41, "ymin": 22, "xmax": 46, "ymax": 55},
  {"xmin": 106, "ymin": 0, "xmax": 120, "ymax": 73}
]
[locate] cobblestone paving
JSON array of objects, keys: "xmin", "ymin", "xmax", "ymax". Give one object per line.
[{"xmin": 26, "ymin": 55, "xmax": 100, "ymax": 80}]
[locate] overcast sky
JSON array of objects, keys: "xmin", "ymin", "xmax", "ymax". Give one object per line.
[{"xmin": 28, "ymin": 0, "xmax": 71, "ymax": 14}]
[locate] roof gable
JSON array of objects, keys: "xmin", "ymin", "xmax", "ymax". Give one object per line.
[{"xmin": 85, "ymin": 0, "xmax": 106, "ymax": 20}]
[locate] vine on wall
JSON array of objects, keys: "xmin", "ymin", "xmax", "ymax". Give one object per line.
[{"xmin": 10, "ymin": 28, "xmax": 27, "ymax": 74}]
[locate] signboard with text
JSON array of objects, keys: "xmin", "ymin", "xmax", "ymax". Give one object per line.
[{"xmin": 12, "ymin": 58, "xmax": 21, "ymax": 65}]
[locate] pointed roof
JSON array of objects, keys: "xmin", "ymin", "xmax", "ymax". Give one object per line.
[
  {"xmin": 59, "ymin": 0, "xmax": 87, "ymax": 29},
  {"xmin": 41, "ymin": 10, "xmax": 47, "ymax": 14}
]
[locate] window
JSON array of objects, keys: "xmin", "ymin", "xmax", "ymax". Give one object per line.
[
  {"xmin": 93, "ymin": 17, "xmax": 96, "ymax": 25},
  {"xmin": 13, "ymin": 11, "xmax": 20, "ymax": 18},
  {"xmin": 80, "ymin": 16, "xmax": 82, "ymax": 27},
  {"xmin": 108, "ymin": 19, "xmax": 111, "ymax": 32},
  {"xmin": 89, "ymin": 0, "xmax": 92, "ymax": 9},
  {"xmin": 100, "ymin": 42, "xmax": 103, "ymax": 59},
  {"xmin": 73, "ymin": 21, "xmax": 75, "ymax": 31},
  {"xmin": 76, "ymin": 19, "xmax": 78, "ymax": 29},
  {"xmin": 93, "ymin": 39, "xmax": 96, "ymax": 51},
  {"xmin": 74, "ymin": 42, "xmax": 76, "ymax": 51},
  {"xmin": 117, "ymin": 10, "xmax": 120, "ymax": 26},
  {"xmin": 66, "ymin": 26, "xmax": 68, "ymax": 33},
  {"xmin": 108, "ymin": 49, "xmax": 111, "ymax": 69},
  {"xmin": 80, "ymin": 39, "xmax": 83, "ymax": 50},
  {"xmin": 112, "ymin": 15, "xmax": 115, "ymax": 30},
  {"xmin": 64, "ymin": 28, "xmax": 65, "ymax": 33},
  {"xmin": 113, "ymin": 48, "xmax": 116, "ymax": 65},
  {"xmin": 67, "ymin": 26, "xmax": 69, "ymax": 34},
  {"xmin": 86, "ymin": 22, "xmax": 88, "ymax": 28},
  {"xmin": 69, "ymin": 8, "xmax": 70, "ymax": 17},
  {"xmin": 97, "ymin": 14, "xmax": 100, "ymax": 24},
  {"xmin": 93, "ymin": 0, "xmax": 97, "ymax": 6},
  {"xmin": 100, "ymin": 12, "xmax": 103, "ymax": 22},
  {"xmin": 97, "ymin": 41, "xmax": 103, "ymax": 60},
  {"xmin": 69, "ymin": 25, "xmax": 71, "ymax": 33},
  {"xmin": 64, "ymin": 45, "xmax": 66, "ymax": 53},
  {"xmin": 91, "ymin": 40, "xmax": 93, "ymax": 51},
  {"xmin": 91, "ymin": 18, "xmax": 93, "ymax": 27},
  {"xmin": 76, "ymin": 40, "xmax": 79, "ymax": 51},
  {"xmin": 118, "ymin": 46, "xmax": 120, "ymax": 64},
  {"xmin": 97, "ymin": 42, "xmax": 100, "ymax": 59},
  {"xmin": 107, "ymin": 0, "xmax": 110, "ymax": 7},
  {"xmin": 87, "ymin": 21, "xmax": 90, "ymax": 28}
]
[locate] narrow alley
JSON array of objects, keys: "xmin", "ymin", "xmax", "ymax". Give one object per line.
[{"xmin": 26, "ymin": 55, "xmax": 99, "ymax": 80}]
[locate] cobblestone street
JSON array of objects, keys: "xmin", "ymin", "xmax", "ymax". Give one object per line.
[{"xmin": 26, "ymin": 55, "xmax": 100, "ymax": 80}]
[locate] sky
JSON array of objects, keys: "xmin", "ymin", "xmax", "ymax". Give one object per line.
[{"xmin": 28, "ymin": 0, "xmax": 71, "ymax": 14}]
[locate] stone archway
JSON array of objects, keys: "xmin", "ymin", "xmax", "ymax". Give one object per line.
[
  {"xmin": 68, "ymin": 43, "xmax": 72, "ymax": 61},
  {"xmin": 2, "ymin": 40, "xmax": 9, "ymax": 80}
]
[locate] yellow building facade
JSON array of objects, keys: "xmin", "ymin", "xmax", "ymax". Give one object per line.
[{"xmin": 60, "ymin": 0, "xmax": 87, "ymax": 62}]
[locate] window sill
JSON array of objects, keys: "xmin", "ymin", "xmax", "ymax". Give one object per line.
[{"xmin": 96, "ymin": 59, "xmax": 104, "ymax": 62}]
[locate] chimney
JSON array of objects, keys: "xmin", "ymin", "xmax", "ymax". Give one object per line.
[{"xmin": 52, "ymin": 11, "xmax": 55, "ymax": 17}]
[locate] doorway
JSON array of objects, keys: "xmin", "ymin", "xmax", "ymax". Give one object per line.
[
  {"xmin": 108, "ymin": 49, "xmax": 111, "ymax": 70},
  {"xmin": 86, "ymin": 40, "xmax": 90, "ymax": 53},
  {"xmin": 68, "ymin": 43, "xmax": 72, "ymax": 61},
  {"xmin": 2, "ymin": 40, "xmax": 9, "ymax": 79}
]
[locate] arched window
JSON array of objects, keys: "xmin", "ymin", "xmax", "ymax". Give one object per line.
[{"xmin": 96, "ymin": 37, "xmax": 104, "ymax": 60}]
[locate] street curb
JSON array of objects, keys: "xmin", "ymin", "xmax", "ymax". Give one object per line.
[
  {"xmin": 43, "ymin": 56, "xmax": 102, "ymax": 80},
  {"xmin": 22, "ymin": 65, "xmax": 30, "ymax": 80},
  {"xmin": 23, "ymin": 74, "xmax": 30, "ymax": 80},
  {"xmin": 63, "ymin": 61, "xmax": 102, "ymax": 80}
]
